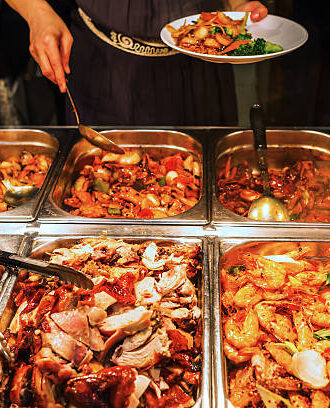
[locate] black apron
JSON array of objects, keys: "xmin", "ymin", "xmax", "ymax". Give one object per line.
[{"xmin": 66, "ymin": 0, "xmax": 237, "ymax": 126}]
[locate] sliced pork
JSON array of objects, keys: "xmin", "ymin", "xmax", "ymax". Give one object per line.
[
  {"xmin": 112, "ymin": 329, "xmax": 170, "ymax": 368},
  {"xmin": 4, "ymin": 238, "xmax": 202, "ymax": 408},
  {"xmin": 34, "ymin": 347, "xmax": 76, "ymax": 382},
  {"xmin": 42, "ymin": 318, "xmax": 93, "ymax": 367},
  {"xmin": 51, "ymin": 309, "xmax": 104, "ymax": 351},
  {"xmin": 157, "ymin": 264, "xmax": 187, "ymax": 295},
  {"xmin": 135, "ymin": 277, "xmax": 161, "ymax": 305},
  {"xmin": 99, "ymin": 306, "xmax": 152, "ymax": 336}
]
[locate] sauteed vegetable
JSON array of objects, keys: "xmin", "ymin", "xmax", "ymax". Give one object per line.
[
  {"xmin": 64, "ymin": 150, "xmax": 201, "ymax": 218},
  {"xmin": 167, "ymin": 11, "xmax": 282, "ymax": 56},
  {"xmin": 0, "ymin": 238, "xmax": 202, "ymax": 408},
  {"xmin": 217, "ymin": 155, "xmax": 330, "ymax": 222},
  {"xmin": 0, "ymin": 151, "xmax": 52, "ymax": 212},
  {"xmin": 220, "ymin": 244, "xmax": 330, "ymax": 408}
]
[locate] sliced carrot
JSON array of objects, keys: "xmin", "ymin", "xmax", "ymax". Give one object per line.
[
  {"xmin": 201, "ymin": 12, "xmax": 216, "ymax": 21},
  {"xmin": 215, "ymin": 33, "xmax": 232, "ymax": 46},
  {"xmin": 218, "ymin": 39, "xmax": 251, "ymax": 55}
]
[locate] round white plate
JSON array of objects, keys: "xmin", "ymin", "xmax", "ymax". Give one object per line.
[{"xmin": 160, "ymin": 12, "xmax": 308, "ymax": 64}]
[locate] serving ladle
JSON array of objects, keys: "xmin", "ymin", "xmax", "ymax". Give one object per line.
[
  {"xmin": 2, "ymin": 179, "xmax": 39, "ymax": 207},
  {"xmin": 66, "ymin": 85, "xmax": 125, "ymax": 154},
  {"xmin": 247, "ymin": 104, "xmax": 290, "ymax": 222}
]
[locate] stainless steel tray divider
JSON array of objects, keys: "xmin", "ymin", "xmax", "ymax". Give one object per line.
[{"xmin": 213, "ymin": 237, "xmax": 226, "ymax": 408}]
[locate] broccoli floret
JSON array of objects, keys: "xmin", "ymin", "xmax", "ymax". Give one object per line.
[
  {"xmin": 231, "ymin": 37, "xmax": 282, "ymax": 56},
  {"xmin": 234, "ymin": 33, "xmax": 252, "ymax": 41},
  {"xmin": 232, "ymin": 42, "xmax": 254, "ymax": 56},
  {"xmin": 209, "ymin": 26, "xmax": 221, "ymax": 35},
  {"xmin": 223, "ymin": 27, "xmax": 233, "ymax": 37},
  {"xmin": 253, "ymin": 38, "xmax": 266, "ymax": 55},
  {"xmin": 265, "ymin": 41, "xmax": 283, "ymax": 53}
]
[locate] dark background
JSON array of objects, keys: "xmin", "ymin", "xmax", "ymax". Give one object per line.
[{"xmin": 0, "ymin": 0, "xmax": 329, "ymax": 126}]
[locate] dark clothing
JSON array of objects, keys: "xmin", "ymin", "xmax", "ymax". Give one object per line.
[
  {"xmin": 76, "ymin": 0, "xmax": 218, "ymax": 38},
  {"xmin": 65, "ymin": 1, "xmax": 237, "ymax": 126},
  {"xmin": 0, "ymin": 2, "xmax": 29, "ymax": 78}
]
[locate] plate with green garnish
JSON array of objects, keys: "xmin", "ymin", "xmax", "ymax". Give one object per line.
[{"xmin": 161, "ymin": 12, "xmax": 308, "ymax": 64}]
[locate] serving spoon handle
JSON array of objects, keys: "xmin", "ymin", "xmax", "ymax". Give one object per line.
[{"xmin": 250, "ymin": 104, "xmax": 271, "ymax": 196}]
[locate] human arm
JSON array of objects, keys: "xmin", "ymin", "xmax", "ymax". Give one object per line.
[
  {"xmin": 5, "ymin": 0, "xmax": 73, "ymax": 92},
  {"xmin": 224, "ymin": 1, "xmax": 268, "ymax": 22}
]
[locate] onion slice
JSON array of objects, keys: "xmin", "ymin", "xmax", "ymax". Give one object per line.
[{"xmin": 291, "ymin": 350, "xmax": 329, "ymax": 389}]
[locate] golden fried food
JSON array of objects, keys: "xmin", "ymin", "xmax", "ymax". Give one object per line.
[{"xmin": 221, "ymin": 245, "xmax": 330, "ymax": 408}]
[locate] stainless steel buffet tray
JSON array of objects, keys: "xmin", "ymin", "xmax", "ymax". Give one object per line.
[
  {"xmin": 0, "ymin": 233, "xmax": 211, "ymax": 408},
  {"xmin": 38, "ymin": 130, "xmax": 208, "ymax": 225},
  {"xmin": 212, "ymin": 238, "xmax": 330, "ymax": 408},
  {"xmin": 212, "ymin": 129, "xmax": 330, "ymax": 227},
  {"xmin": 0, "ymin": 129, "xmax": 60, "ymax": 222},
  {"xmin": 0, "ymin": 232, "xmax": 27, "ymax": 333}
]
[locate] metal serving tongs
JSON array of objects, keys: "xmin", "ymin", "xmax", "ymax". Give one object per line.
[{"xmin": 0, "ymin": 249, "xmax": 93, "ymax": 289}]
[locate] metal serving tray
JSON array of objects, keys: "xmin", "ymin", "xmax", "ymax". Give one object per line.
[
  {"xmin": 38, "ymin": 129, "xmax": 208, "ymax": 224},
  {"xmin": 212, "ymin": 129, "xmax": 330, "ymax": 227},
  {"xmin": 0, "ymin": 233, "xmax": 27, "ymax": 337},
  {"xmin": 0, "ymin": 233, "xmax": 211, "ymax": 408},
  {"xmin": 0, "ymin": 129, "xmax": 60, "ymax": 222},
  {"xmin": 212, "ymin": 238, "xmax": 330, "ymax": 408}
]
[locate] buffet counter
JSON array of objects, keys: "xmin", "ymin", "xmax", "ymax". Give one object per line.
[{"xmin": 0, "ymin": 126, "xmax": 329, "ymax": 408}]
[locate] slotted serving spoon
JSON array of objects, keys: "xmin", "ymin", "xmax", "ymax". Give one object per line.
[
  {"xmin": 2, "ymin": 179, "xmax": 39, "ymax": 207},
  {"xmin": 247, "ymin": 104, "xmax": 290, "ymax": 222},
  {"xmin": 66, "ymin": 85, "xmax": 125, "ymax": 154}
]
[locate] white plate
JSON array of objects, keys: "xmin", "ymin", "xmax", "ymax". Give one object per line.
[{"xmin": 160, "ymin": 12, "xmax": 308, "ymax": 64}]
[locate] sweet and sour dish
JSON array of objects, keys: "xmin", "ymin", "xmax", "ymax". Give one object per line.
[
  {"xmin": 221, "ymin": 244, "xmax": 330, "ymax": 407},
  {"xmin": 0, "ymin": 151, "xmax": 52, "ymax": 212},
  {"xmin": 217, "ymin": 155, "xmax": 330, "ymax": 222},
  {"xmin": 0, "ymin": 238, "xmax": 202, "ymax": 408},
  {"xmin": 64, "ymin": 151, "xmax": 201, "ymax": 218}
]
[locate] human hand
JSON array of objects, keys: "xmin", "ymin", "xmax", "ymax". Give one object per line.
[
  {"xmin": 28, "ymin": 1, "xmax": 73, "ymax": 92},
  {"xmin": 233, "ymin": 1, "xmax": 268, "ymax": 22}
]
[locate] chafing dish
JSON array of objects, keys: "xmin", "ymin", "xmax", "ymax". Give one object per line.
[
  {"xmin": 212, "ymin": 238, "xmax": 330, "ymax": 408},
  {"xmin": 0, "ymin": 232, "xmax": 26, "ymax": 340},
  {"xmin": 38, "ymin": 130, "xmax": 208, "ymax": 224},
  {"xmin": 0, "ymin": 233, "xmax": 211, "ymax": 408},
  {"xmin": 0, "ymin": 129, "xmax": 60, "ymax": 222},
  {"xmin": 212, "ymin": 129, "xmax": 330, "ymax": 227}
]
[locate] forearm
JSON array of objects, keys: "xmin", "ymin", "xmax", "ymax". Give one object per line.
[
  {"xmin": 5, "ymin": 0, "xmax": 73, "ymax": 92},
  {"xmin": 5, "ymin": 0, "xmax": 54, "ymax": 24}
]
